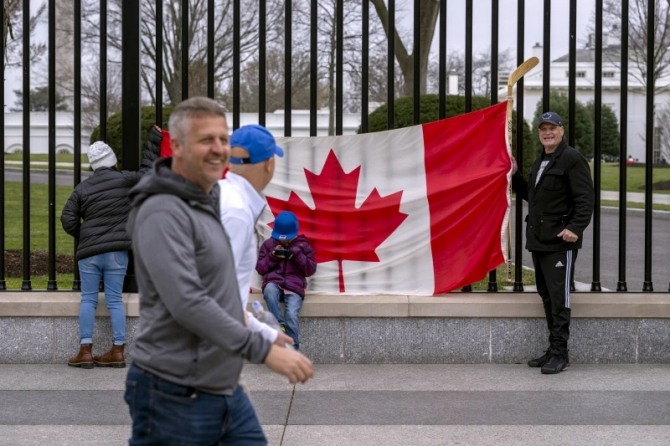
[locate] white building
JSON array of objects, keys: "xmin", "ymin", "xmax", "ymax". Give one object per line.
[
  {"xmin": 2, "ymin": 109, "xmax": 361, "ymax": 155},
  {"xmin": 2, "ymin": 112, "xmax": 89, "ymax": 154},
  {"xmin": 506, "ymin": 41, "xmax": 670, "ymax": 163}
]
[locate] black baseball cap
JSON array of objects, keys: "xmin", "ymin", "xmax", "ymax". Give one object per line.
[{"xmin": 538, "ymin": 112, "xmax": 563, "ymax": 127}]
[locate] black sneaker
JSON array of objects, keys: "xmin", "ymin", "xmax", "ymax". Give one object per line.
[
  {"xmin": 527, "ymin": 349, "xmax": 551, "ymax": 367},
  {"xmin": 541, "ymin": 354, "xmax": 568, "ymax": 374}
]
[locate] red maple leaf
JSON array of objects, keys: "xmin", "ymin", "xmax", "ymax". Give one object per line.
[{"xmin": 266, "ymin": 149, "xmax": 408, "ymax": 292}]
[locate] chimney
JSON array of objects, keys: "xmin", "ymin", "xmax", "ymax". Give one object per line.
[
  {"xmin": 532, "ymin": 42, "xmax": 543, "ymax": 60},
  {"xmin": 606, "ymin": 23, "xmax": 621, "ymax": 47},
  {"xmin": 448, "ymin": 72, "xmax": 458, "ymax": 95},
  {"xmin": 586, "ymin": 33, "xmax": 595, "ymax": 49}
]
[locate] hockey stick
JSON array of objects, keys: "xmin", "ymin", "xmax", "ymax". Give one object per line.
[
  {"xmin": 507, "ymin": 57, "xmax": 540, "ymax": 92},
  {"xmin": 505, "ymin": 56, "xmax": 539, "ymax": 281}
]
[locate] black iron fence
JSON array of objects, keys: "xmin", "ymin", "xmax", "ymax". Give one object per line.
[{"xmin": 1, "ymin": 0, "xmax": 669, "ymax": 292}]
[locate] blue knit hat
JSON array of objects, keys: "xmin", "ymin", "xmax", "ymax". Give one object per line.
[{"xmin": 271, "ymin": 211, "xmax": 298, "ymax": 241}]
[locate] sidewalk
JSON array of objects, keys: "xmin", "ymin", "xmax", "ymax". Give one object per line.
[
  {"xmin": 1, "ymin": 363, "xmax": 669, "ymax": 445},
  {"xmin": 4, "ymin": 160, "xmax": 90, "ymax": 169},
  {"xmin": 601, "ymin": 190, "xmax": 670, "ymax": 205}
]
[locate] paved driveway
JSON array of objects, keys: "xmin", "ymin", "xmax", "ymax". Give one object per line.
[{"xmin": 512, "ymin": 202, "xmax": 670, "ymax": 292}]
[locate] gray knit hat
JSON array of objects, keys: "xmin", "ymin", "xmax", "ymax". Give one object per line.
[{"xmin": 87, "ymin": 141, "xmax": 117, "ymax": 170}]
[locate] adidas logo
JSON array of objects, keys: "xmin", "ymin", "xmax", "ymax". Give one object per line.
[{"xmin": 555, "ymin": 260, "xmax": 564, "ymax": 268}]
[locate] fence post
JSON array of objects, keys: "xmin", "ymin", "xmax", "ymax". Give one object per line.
[{"xmin": 121, "ymin": 1, "xmax": 141, "ymax": 293}]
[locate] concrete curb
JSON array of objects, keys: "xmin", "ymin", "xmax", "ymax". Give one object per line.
[{"xmin": 2, "ymin": 291, "xmax": 670, "ymax": 318}]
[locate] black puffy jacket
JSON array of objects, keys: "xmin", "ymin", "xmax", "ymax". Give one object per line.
[{"xmin": 60, "ymin": 126, "xmax": 162, "ymax": 260}]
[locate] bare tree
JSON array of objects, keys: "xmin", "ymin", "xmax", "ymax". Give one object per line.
[
  {"xmin": 2, "ymin": 1, "xmax": 47, "ymax": 80},
  {"xmin": 64, "ymin": 0, "xmax": 282, "ymax": 107},
  {"xmin": 429, "ymin": 49, "xmax": 515, "ymax": 97},
  {"xmin": 370, "ymin": 0, "xmax": 439, "ymax": 97},
  {"xmin": 137, "ymin": 0, "xmax": 277, "ymax": 103},
  {"xmin": 79, "ymin": 63, "xmax": 123, "ymax": 129},
  {"xmin": 347, "ymin": 51, "xmax": 405, "ymax": 111},
  {"xmin": 658, "ymin": 100, "xmax": 670, "ymax": 163},
  {"xmin": 598, "ymin": 0, "xmax": 670, "ymax": 93},
  {"xmin": 48, "ymin": 0, "xmax": 76, "ymax": 107},
  {"xmin": 226, "ymin": 48, "xmax": 329, "ymax": 113},
  {"xmin": 292, "ymin": 0, "xmax": 386, "ymax": 131}
]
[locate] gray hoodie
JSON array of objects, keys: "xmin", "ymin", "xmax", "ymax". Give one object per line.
[{"xmin": 127, "ymin": 158, "xmax": 271, "ymax": 395}]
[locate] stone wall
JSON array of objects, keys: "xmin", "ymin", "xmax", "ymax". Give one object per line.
[{"xmin": 1, "ymin": 292, "xmax": 669, "ymax": 364}]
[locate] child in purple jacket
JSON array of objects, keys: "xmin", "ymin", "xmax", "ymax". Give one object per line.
[{"xmin": 256, "ymin": 211, "xmax": 317, "ymax": 350}]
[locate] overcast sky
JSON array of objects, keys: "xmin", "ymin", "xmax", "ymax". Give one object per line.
[
  {"xmin": 4, "ymin": 0, "xmax": 595, "ymax": 112},
  {"xmin": 431, "ymin": 0, "xmax": 595, "ymax": 60}
]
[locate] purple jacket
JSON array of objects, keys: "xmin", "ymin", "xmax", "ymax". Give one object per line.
[{"xmin": 256, "ymin": 234, "xmax": 317, "ymax": 298}]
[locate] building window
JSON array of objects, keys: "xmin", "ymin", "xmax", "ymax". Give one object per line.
[
  {"xmin": 604, "ymin": 72, "xmax": 615, "ymax": 78},
  {"xmin": 567, "ymin": 71, "xmax": 587, "ymax": 78}
]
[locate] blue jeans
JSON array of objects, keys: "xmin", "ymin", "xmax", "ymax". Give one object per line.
[
  {"xmin": 124, "ymin": 363, "xmax": 267, "ymax": 445},
  {"xmin": 78, "ymin": 251, "xmax": 128, "ymax": 345},
  {"xmin": 263, "ymin": 282, "xmax": 303, "ymax": 349}
]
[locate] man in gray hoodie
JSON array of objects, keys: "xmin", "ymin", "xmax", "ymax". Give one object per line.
[{"xmin": 125, "ymin": 97, "xmax": 313, "ymax": 445}]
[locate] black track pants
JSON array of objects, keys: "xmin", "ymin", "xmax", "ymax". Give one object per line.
[{"xmin": 532, "ymin": 250, "xmax": 577, "ymax": 355}]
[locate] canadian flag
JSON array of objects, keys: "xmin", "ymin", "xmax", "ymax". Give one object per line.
[{"xmin": 259, "ymin": 102, "xmax": 511, "ymax": 295}]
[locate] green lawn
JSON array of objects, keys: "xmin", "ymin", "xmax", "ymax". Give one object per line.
[
  {"xmin": 4, "ymin": 182, "xmax": 75, "ymax": 254},
  {"xmin": 2, "ymin": 181, "xmax": 76, "ymax": 290},
  {"xmin": 594, "ymin": 162, "xmax": 670, "ymax": 194},
  {"xmin": 471, "ymin": 263, "xmax": 535, "ymax": 291},
  {"xmin": 4, "ymin": 274, "xmax": 76, "ymax": 291}
]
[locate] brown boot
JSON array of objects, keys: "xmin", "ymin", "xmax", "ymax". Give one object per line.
[
  {"xmin": 68, "ymin": 344, "xmax": 94, "ymax": 369},
  {"xmin": 93, "ymin": 344, "xmax": 126, "ymax": 368}
]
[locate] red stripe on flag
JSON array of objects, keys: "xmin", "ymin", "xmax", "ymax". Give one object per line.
[
  {"xmin": 422, "ymin": 102, "xmax": 510, "ymax": 294},
  {"xmin": 159, "ymin": 129, "xmax": 172, "ymax": 158}
]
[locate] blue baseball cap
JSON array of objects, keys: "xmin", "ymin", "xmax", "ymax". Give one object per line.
[
  {"xmin": 271, "ymin": 211, "xmax": 299, "ymax": 241},
  {"xmin": 229, "ymin": 124, "xmax": 284, "ymax": 164},
  {"xmin": 538, "ymin": 112, "xmax": 563, "ymax": 127}
]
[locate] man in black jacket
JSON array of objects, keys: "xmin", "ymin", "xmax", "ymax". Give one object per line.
[{"xmin": 512, "ymin": 112, "xmax": 594, "ymax": 374}]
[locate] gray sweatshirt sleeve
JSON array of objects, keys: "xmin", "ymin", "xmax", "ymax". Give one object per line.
[{"xmin": 133, "ymin": 201, "xmax": 270, "ymax": 364}]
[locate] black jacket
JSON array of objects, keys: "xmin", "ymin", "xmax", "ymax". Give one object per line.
[
  {"xmin": 60, "ymin": 126, "xmax": 162, "ymax": 260},
  {"xmin": 512, "ymin": 140, "xmax": 594, "ymax": 252}
]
